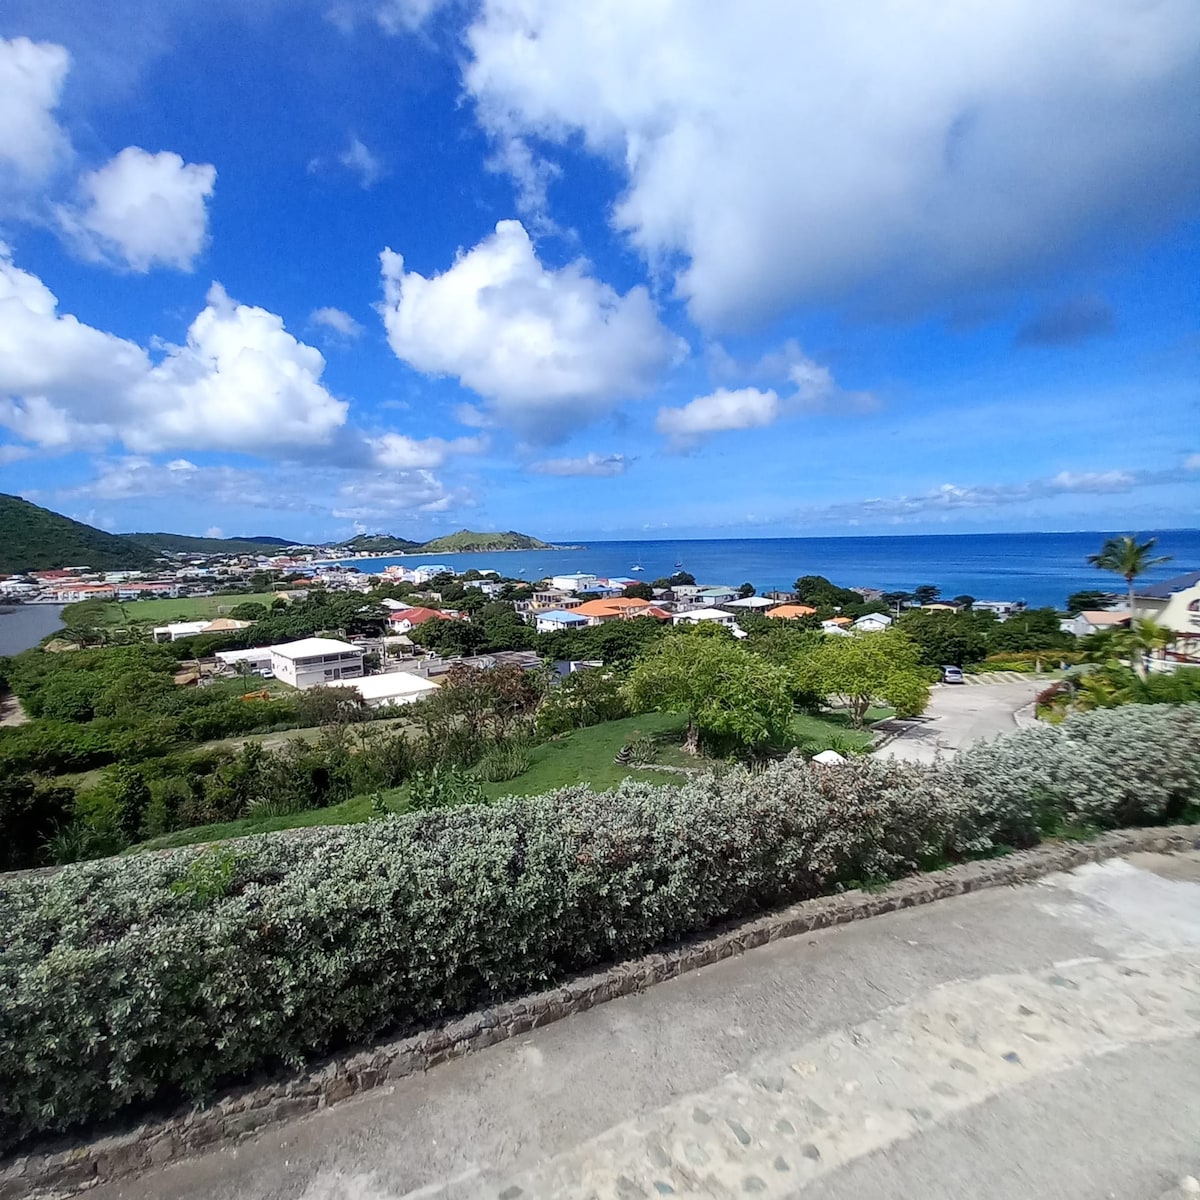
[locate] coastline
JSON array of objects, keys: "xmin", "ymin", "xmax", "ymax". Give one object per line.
[{"xmin": 318, "ymin": 545, "xmax": 582, "ymax": 565}]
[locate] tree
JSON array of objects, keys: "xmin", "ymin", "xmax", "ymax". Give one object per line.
[
  {"xmin": 1087, "ymin": 534, "xmax": 1171, "ymax": 615},
  {"xmin": 987, "ymin": 607, "xmax": 1072, "ymax": 655},
  {"xmin": 912, "ymin": 584, "xmax": 941, "ymax": 606},
  {"xmin": 411, "ymin": 617, "xmax": 490, "ymax": 657},
  {"xmin": 794, "ymin": 575, "xmax": 860, "ymax": 608},
  {"xmin": 1111, "ymin": 618, "xmax": 1175, "ymax": 681},
  {"xmin": 229, "ymin": 602, "xmax": 268, "ymax": 621},
  {"xmin": 622, "ymin": 582, "xmax": 654, "ymax": 601},
  {"xmin": 111, "ymin": 764, "xmax": 151, "ymax": 844},
  {"xmin": 652, "ymin": 571, "xmax": 695, "ymax": 589},
  {"xmin": 1066, "ymin": 589, "xmax": 1117, "ymax": 614},
  {"xmin": 737, "ymin": 582, "xmax": 756, "ymax": 598},
  {"xmin": 623, "ymin": 633, "xmax": 793, "ymax": 755},
  {"xmin": 792, "ymin": 629, "xmax": 931, "ymax": 726},
  {"xmin": 951, "ymin": 595, "xmax": 975, "ymax": 609},
  {"xmin": 896, "ymin": 609, "xmax": 987, "ymax": 667},
  {"xmin": 881, "ymin": 591, "xmax": 912, "ymax": 614}
]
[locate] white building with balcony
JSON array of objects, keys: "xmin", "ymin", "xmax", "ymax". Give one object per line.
[{"xmin": 269, "ymin": 637, "xmax": 365, "ymax": 689}]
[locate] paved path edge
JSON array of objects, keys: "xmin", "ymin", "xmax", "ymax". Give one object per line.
[{"xmin": 6, "ymin": 822, "xmax": 1200, "ymax": 1200}]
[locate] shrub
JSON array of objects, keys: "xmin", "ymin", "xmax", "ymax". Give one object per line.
[
  {"xmin": 625, "ymin": 730, "xmax": 656, "ymax": 765},
  {"xmin": 474, "ymin": 744, "xmax": 533, "ymax": 783},
  {"xmin": 1, "ymin": 703, "xmax": 1197, "ymax": 1151},
  {"xmin": 407, "ymin": 766, "xmax": 487, "ymax": 810},
  {"xmin": 950, "ymin": 703, "xmax": 1200, "ymax": 847}
]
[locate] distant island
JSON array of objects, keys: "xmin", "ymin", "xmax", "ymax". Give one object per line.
[
  {"xmin": 0, "ymin": 496, "xmax": 569, "ymax": 573},
  {"xmin": 325, "ymin": 530, "xmax": 570, "ymax": 556},
  {"xmin": 412, "ymin": 529, "xmax": 562, "ymax": 554}
]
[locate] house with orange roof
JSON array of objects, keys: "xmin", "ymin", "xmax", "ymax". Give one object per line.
[
  {"xmin": 387, "ymin": 606, "xmax": 462, "ymax": 633},
  {"xmin": 572, "ymin": 596, "xmax": 654, "ymax": 625},
  {"xmin": 765, "ymin": 603, "xmax": 818, "ymax": 620}
]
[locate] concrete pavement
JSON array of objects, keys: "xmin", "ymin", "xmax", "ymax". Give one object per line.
[
  {"xmin": 87, "ymin": 851, "xmax": 1200, "ymax": 1200},
  {"xmin": 876, "ymin": 676, "xmax": 1044, "ymax": 764}
]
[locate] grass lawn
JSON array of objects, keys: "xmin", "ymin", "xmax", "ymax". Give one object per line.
[
  {"xmin": 130, "ymin": 707, "xmax": 887, "ymax": 854},
  {"xmin": 94, "ymin": 593, "xmax": 282, "ymax": 627},
  {"xmin": 132, "ymin": 713, "xmax": 691, "ymax": 852},
  {"xmin": 791, "ymin": 706, "xmax": 891, "ymax": 753}
]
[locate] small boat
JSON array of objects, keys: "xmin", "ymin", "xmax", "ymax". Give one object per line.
[
  {"xmin": 631, "ymin": 564, "xmax": 644, "ymax": 572},
  {"xmin": 674, "ymin": 560, "xmax": 684, "ymax": 568}
]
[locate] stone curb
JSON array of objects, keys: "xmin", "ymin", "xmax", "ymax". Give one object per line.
[{"xmin": 5, "ymin": 823, "xmax": 1199, "ymax": 1199}]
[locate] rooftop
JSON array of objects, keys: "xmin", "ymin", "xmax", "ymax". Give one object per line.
[
  {"xmin": 1135, "ymin": 570, "xmax": 1200, "ymax": 600},
  {"xmin": 328, "ymin": 673, "xmax": 439, "ymax": 702},
  {"xmin": 270, "ymin": 637, "xmax": 362, "ymax": 658},
  {"xmin": 539, "ymin": 609, "xmax": 589, "ymax": 622},
  {"xmin": 766, "ymin": 604, "xmax": 818, "ymax": 619},
  {"xmin": 1078, "ymin": 610, "xmax": 1130, "ymax": 626}
]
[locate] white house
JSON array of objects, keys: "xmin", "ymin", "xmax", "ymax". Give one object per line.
[
  {"xmin": 821, "ymin": 619, "xmax": 855, "ymax": 637},
  {"xmin": 535, "ymin": 609, "xmax": 591, "ymax": 634},
  {"xmin": 696, "ymin": 586, "xmax": 738, "ymax": 605},
  {"xmin": 723, "ymin": 596, "xmax": 775, "ymax": 611},
  {"xmin": 672, "ymin": 607, "xmax": 746, "ymax": 637},
  {"xmin": 328, "ymin": 672, "xmax": 439, "ymax": 708},
  {"xmin": 1132, "ymin": 570, "xmax": 1200, "ymax": 651},
  {"xmin": 853, "ymin": 612, "xmax": 893, "ymax": 632},
  {"xmin": 973, "ymin": 600, "xmax": 1023, "ymax": 620},
  {"xmin": 1063, "ymin": 610, "xmax": 1129, "ymax": 638},
  {"xmin": 153, "ymin": 618, "xmax": 252, "ymax": 642},
  {"xmin": 269, "ymin": 637, "xmax": 365, "ymax": 689},
  {"xmin": 215, "ymin": 647, "xmax": 274, "ymax": 672},
  {"xmin": 549, "ymin": 572, "xmax": 600, "ymax": 593}
]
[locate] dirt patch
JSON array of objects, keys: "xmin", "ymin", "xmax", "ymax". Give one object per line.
[{"xmin": 0, "ymin": 691, "xmax": 28, "ymax": 726}]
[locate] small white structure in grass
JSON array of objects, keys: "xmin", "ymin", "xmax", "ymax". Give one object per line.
[{"xmin": 811, "ymin": 749, "xmax": 847, "ymax": 766}]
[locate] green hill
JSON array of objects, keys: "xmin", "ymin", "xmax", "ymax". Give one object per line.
[
  {"xmin": 0, "ymin": 495, "xmax": 160, "ymax": 574},
  {"xmin": 418, "ymin": 529, "xmax": 556, "ymax": 553},
  {"xmin": 123, "ymin": 532, "xmax": 300, "ymax": 556},
  {"xmin": 330, "ymin": 534, "xmax": 424, "ymax": 554}
]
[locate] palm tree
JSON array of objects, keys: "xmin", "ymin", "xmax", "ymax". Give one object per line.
[
  {"xmin": 1112, "ymin": 618, "xmax": 1175, "ymax": 681},
  {"xmin": 1086, "ymin": 535, "xmax": 1171, "ymax": 617}
]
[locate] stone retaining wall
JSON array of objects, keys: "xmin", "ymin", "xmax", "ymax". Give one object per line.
[{"xmin": 5, "ymin": 823, "xmax": 1199, "ymax": 1200}]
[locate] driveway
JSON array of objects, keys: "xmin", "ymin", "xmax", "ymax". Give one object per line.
[
  {"xmin": 86, "ymin": 851, "xmax": 1200, "ymax": 1200},
  {"xmin": 876, "ymin": 675, "xmax": 1044, "ymax": 765}
]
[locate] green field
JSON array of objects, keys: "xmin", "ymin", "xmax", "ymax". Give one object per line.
[
  {"xmin": 92, "ymin": 592, "xmax": 282, "ymax": 626},
  {"xmin": 131, "ymin": 707, "xmax": 883, "ymax": 853}
]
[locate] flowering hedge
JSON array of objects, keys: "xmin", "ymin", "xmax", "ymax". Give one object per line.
[{"xmin": 1, "ymin": 703, "xmax": 1198, "ymax": 1151}]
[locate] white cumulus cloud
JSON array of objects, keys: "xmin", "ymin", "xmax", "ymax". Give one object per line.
[
  {"xmin": 310, "ymin": 306, "xmax": 365, "ymax": 341},
  {"xmin": 464, "ymin": 0, "xmax": 1200, "ymax": 329},
  {"xmin": 0, "ymin": 37, "xmax": 72, "ymax": 191},
  {"xmin": 0, "ymin": 247, "xmax": 348, "ymax": 454},
  {"xmin": 379, "ymin": 219, "xmax": 683, "ymax": 439},
  {"xmin": 369, "ymin": 432, "xmax": 486, "ymax": 469},
  {"xmin": 59, "ymin": 147, "xmax": 216, "ymax": 272},
  {"xmin": 657, "ymin": 387, "xmax": 780, "ymax": 447}
]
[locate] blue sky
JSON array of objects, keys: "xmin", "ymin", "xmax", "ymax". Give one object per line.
[{"xmin": 0, "ymin": 0, "xmax": 1197, "ymax": 543}]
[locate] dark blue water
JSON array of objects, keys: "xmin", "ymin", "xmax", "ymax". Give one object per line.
[{"xmin": 324, "ymin": 529, "xmax": 1200, "ymax": 608}]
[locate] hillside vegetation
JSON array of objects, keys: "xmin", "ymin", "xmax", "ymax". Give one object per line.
[
  {"xmin": 418, "ymin": 529, "xmax": 556, "ymax": 553},
  {"xmin": 0, "ymin": 495, "xmax": 159, "ymax": 574},
  {"xmin": 122, "ymin": 532, "xmax": 298, "ymax": 555},
  {"xmin": 330, "ymin": 534, "xmax": 423, "ymax": 554}
]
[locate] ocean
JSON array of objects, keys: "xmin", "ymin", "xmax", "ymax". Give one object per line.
[{"xmin": 325, "ymin": 528, "xmax": 1200, "ymax": 609}]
